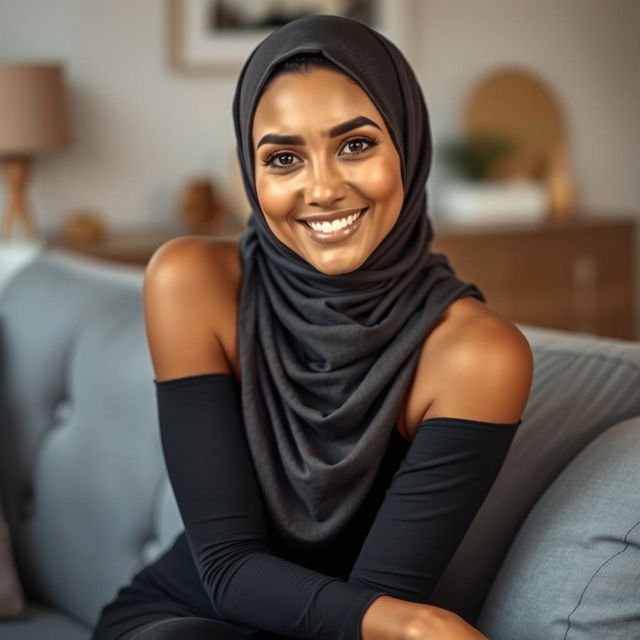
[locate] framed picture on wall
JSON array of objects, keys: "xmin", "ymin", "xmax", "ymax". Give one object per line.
[{"xmin": 168, "ymin": 0, "xmax": 421, "ymax": 74}]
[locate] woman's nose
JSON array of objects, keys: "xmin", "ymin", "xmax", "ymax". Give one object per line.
[{"xmin": 304, "ymin": 162, "xmax": 347, "ymax": 208}]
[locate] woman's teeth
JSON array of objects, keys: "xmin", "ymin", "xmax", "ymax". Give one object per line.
[{"xmin": 306, "ymin": 210, "xmax": 362, "ymax": 232}]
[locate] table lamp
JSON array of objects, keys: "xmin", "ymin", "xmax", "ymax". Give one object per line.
[{"xmin": 0, "ymin": 63, "xmax": 72, "ymax": 242}]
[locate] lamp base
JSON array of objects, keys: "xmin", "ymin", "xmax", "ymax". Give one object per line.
[{"xmin": 1, "ymin": 157, "xmax": 39, "ymax": 242}]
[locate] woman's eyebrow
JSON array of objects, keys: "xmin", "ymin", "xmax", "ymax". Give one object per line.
[{"xmin": 256, "ymin": 115, "xmax": 381, "ymax": 148}]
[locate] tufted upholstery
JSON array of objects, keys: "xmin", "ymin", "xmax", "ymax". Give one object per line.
[
  {"xmin": 0, "ymin": 248, "xmax": 639, "ymax": 639},
  {"xmin": 0, "ymin": 250, "xmax": 182, "ymax": 638}
]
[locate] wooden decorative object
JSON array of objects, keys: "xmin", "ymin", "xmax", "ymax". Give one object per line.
[
  {"xmin": 59, "ymin": 210, "xmax": 107, "ymax": 245},
  {"xmin": 465, "ymin": 67, "xmax": 565, "ymax": 180},
  {"xmin": 545, "ymin": 142, "xmax": 577, "ymax": 222},
  {"xmin": 464, "ymin": 67, "xmax": 578, "ymax": 221},
  {"xmin": 178, "ymin": 177, "xmax": 226, "ymax": 235}
]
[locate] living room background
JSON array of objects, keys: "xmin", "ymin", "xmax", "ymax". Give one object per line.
[{"xmin": 0, "ymin": 0, "xmax": 639, "ymax": 335}]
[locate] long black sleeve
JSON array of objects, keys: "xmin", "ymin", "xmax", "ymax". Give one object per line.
[
  {"xmin": 155, "ymin": 373, "xmax": 387, "ymax": 640},
  {"xmin": 347, "ymin": 415, "xmax": 521, "ymax": 602}
]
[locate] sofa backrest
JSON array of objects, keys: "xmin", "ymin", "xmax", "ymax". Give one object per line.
[
  {"xmin": 0, "ymin": 250, "xmax": 182, "ymax": 628},
  {"xmin": 430, "ymin": 324, "xmax": 640, "ymax": 622}
]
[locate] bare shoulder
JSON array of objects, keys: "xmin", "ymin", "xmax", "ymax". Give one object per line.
[
  {"xmin": 145, "ymin": 235, "xmax": 241, "ymax": 288},
  {"xmin": 418, "ymin": 296, "xmax": 534, "ymax": 425},
  {"xmin": 143, "ymin": 236, "xmax": 242, "ymax": 382}
]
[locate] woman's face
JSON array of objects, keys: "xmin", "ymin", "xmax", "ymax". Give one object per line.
[{"xmin": 252, "ymin": 67, "xmax": 404, "ymax": 275}]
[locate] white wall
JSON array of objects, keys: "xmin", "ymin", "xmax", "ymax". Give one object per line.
[
  {"xmin": 419, "ymin": 0, "xmax": 640, "ymax": 216},
  {"xmin": 0, "ymin": 0, "xmax": 638, "ymax": 237},
  {"xmin": 0, "ymin": 0, "xmax": 241, "ymax": 235}
]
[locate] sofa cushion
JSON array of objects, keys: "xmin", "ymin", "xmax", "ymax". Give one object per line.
[
  {"xmin": 430, "ymin": 325, "xmax": 640, "ymax": 622},
  {"xmin": 0, "ymin": 601, "xmax": 89, "ymax": 639},
  {"xmin": 477, "ymin": 415, "xmax": 640, "ymax": 639}
]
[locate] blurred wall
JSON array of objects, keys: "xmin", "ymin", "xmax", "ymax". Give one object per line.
[
  {"xmin": 0, "ymin": 0, "xmax": 638, "ymax": 237},
  {"xmin": 421, "ymin": 0, "xmax": 640, "ymax": 216},
  {"xmin": 0, "ymin": 0, "xmax": 240, "ymax": 234},
  {"xmin": 416, "ymin": 0, "xmax": 640, "ymax": 338}
]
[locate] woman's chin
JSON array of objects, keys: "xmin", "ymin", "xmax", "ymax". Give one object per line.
[{"xmin": 305, "ymin": 249, "xmax": 368, "ymax": 276}]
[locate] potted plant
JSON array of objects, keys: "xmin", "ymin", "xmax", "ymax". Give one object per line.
[{"xmin": 435, "ymin": 133, "xmax": 547, "ymax": 225}]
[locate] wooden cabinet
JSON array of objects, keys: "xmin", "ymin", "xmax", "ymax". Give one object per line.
[
  {"xmin": 49, "ymin": 229, "xmax": 186, "ymax": 267},
  {"xmin": 431, "ymin": 215, "xmax": 638, "ymax": 340},
  {"xmin": 47, "ymin": 216, "xmax": 246, "ymax": 267},
  {"xmin": 50, "ymin": 214, "xmax": 638, "ymax": 340},
  {"xmin": 48, "ymin": 226, "xmax": 243, "ymax": 267}
]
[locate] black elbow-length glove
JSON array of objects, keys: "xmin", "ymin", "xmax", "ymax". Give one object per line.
[
  {"xmin": 156, "ymin": 373, "xmax": 386, "ymax": 640},
  {"xmin": 347, "ymin": 415, "xmax": 520, "ymax": 602}
]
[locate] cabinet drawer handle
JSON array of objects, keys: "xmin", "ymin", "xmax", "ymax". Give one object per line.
[{"xmin": 572, "ymin": 255, "xmax": 597, "ymax": 286}]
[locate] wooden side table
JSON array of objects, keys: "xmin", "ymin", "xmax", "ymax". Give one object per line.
[{"xmin": 431, "ymin": 214, "xmax": 638, "ymax": 340}]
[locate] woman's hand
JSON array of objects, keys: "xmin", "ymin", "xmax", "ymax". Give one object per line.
[
  {"xmin": 360, "ymin": 596, "xmax": 488, "ymax": 640},
  {"xmin": 402, "ymin": 604, "xmax": 489, "ymax": 640}
]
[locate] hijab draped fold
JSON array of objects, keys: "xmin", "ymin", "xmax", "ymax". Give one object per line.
[{"xmin": 232, "ymin": 14, "xmax": 486, "ymax": 549}]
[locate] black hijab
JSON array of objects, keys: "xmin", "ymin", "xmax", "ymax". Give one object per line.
[{"xmin": 232, "ymin": 14, "xmax": 485, "ymax": 548}]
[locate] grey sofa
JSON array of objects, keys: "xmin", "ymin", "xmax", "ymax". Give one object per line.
[{"xmin": 0, "ymin": 247, "xmax": 639, "ymax": 639}]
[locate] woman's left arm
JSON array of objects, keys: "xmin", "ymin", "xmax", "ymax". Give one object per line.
[{"xmin": 347, "ymin": 321, "xmax": 534, "ymax": 603}]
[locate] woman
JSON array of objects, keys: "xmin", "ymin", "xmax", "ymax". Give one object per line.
[{"xmin": 92, "ymin": 14, "xmax": 533, "ymax": 640}]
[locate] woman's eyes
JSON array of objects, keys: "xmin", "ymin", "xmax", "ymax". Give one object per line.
[{"xmin": 261, "ymin": 135, "xmax": 380, "ymax": 171}]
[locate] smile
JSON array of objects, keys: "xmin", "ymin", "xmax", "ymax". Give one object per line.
[{"xmin": 298, "ymin": 207, "xmax": 368, "ymax": 243}]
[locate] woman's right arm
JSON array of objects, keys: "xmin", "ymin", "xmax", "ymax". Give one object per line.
[{"xmin": 143, "ymin": 238, "xmax": 421, "ymax": 640}]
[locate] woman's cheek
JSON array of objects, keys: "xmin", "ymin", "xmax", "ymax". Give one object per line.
[
  {"xmin": 256, "ymin": 175, "xmax": 294, "ymax": 220},
  {"xmin": 353, "ymin": 156, "xmax": 402, "ymax": 201}
]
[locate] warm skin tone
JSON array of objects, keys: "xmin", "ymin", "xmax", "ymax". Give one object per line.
[
  {"xmin": 145, "ymin": 67, "xmax": 531, "ymax": 640},
  {"xmin": 252, "ymin": 67, "xmax": 404, "ymax": 275}
]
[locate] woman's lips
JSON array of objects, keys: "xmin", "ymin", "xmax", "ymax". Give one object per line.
[{"xmin": 298, "ymin": 207, "xmax": 368, "ymax": 244}]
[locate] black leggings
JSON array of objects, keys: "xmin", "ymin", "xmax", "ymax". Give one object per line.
[
  {"xmin": 92, "ymin": 532, "xmax": 273, "ymax": 640},
  {"xmin": 121, "ymin": 614, "xmax": 285, "ymax": 640},
  {"xmin": 127, "ymin": 618, "xmax": 248, "ymax": 639},
  {"xmin": 125, "ymin": 618, "xmax": 285, "ymax": 639}
]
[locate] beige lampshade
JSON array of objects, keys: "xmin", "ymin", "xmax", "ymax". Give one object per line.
[{"xmin": 0, "ymin": 63, "xmax": 71, "ymax": 157}]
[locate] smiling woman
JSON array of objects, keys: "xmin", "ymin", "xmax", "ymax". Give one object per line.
[
  {"xmin": 92, "ymin": 13, "xmax": 531, "ymax": 640},
  {"xmin": 252, "ymin": 60, "xmax": 404, "ymax": 274}
]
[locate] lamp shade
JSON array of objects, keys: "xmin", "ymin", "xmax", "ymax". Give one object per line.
[{"xmin": 0, "ymin": 63, "xmax": 71, "ymax": 157}]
